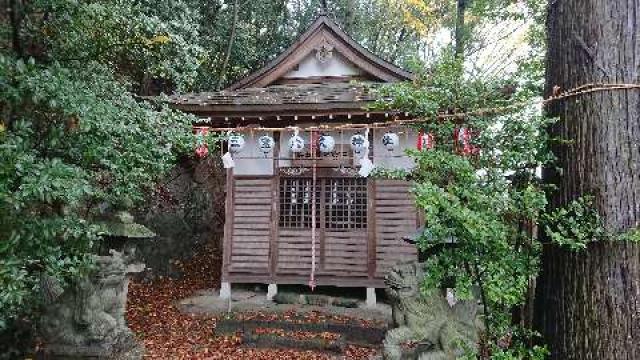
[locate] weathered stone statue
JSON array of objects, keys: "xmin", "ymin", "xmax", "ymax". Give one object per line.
[
  {"xmin": 383, "ymin": 261, "xmax": 484, "ymax": 360},
  {"xmin": 39, "ymin": 212, "xmax": 152, "ymax": 359}
]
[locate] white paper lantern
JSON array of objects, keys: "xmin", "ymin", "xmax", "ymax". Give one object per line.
[
  {"xmin": 228, "ymin": 134, "xmax": 245, "ymax": 153},
  {"xmin": 258, "ymin": 135, "xmax": 275, "ymax": 155},
  {"xmin": 289, "ymin": 135, "xmax": 305, "ymax": 153},
  {"xmin": 318, "ymin": 134, "xmax": 335, "ymax": 153},
  {"xmin": 350, "ymin": 133, "xmax": 369, "ymax": 157},
  {"xmin": 382, "ymin": 132, "xmax": 400, "ymax": 152}
]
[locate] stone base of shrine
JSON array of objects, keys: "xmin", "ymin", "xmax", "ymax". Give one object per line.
[
  {"xmin": 219, "ymin": 283, "xmax": 377, "ymax": 307},
  {"xmin": 178, "ymin": 285, "xmax": 390, "ymax": 322}
]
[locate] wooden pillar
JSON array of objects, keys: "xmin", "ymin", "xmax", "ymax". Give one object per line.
[
  {"xmin": 221, "ymin": 167, "xmax": 234, "ymax": 290},
  {"xmin": 367, "ymin": 179, "xmax": 377, "ymax": 280},
  {"xmin": 269, "ymin": 132, "xmax": 280, "ymax": 281}
]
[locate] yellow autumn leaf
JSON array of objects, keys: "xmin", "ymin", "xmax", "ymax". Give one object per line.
[
  {"xmin": 146, "ymin": 35, "xmax": 171, "ymax": 46},
  {"xmin": 0, "ymin": 122, "xmax": 5, "ymax": 134},
  {"xmin": 385, "ymin": 0, "xmax": 439, "ymax": 36}
]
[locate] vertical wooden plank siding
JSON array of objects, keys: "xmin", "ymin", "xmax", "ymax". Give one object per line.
[{"xmin": 374, "ymin": 179, "xmax": 418, "ymax": 278}]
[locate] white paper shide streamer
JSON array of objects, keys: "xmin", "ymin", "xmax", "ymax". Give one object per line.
[
  {"xmin": 221, "ymin": 152, "xmax": 235, "ymax": 169},
  {"xmin": 357, "ymin": 129, "xmax": 374, "ymax": 177}
]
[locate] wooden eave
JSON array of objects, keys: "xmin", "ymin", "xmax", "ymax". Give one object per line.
[
  {"xmin": 191, "ymin": 109, "xmax": 411, "ymax": 128},
  {"xmin": 226, "ymin": 15, "xmax": 415, "ymax": 90}
]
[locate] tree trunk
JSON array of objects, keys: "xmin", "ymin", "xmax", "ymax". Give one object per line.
[
  {"xmin": 343, "ymin": 0, "xmax": 355, "ymax": 33},
  {"xmin": 320, "ymin": 0, "xmax": 328, "ymax": 14},
  {"xmin": 536, "ymin": 1, "xmax": 640, "ymax": 359},
  {"xmin": 454, "ymin": 0, "xmax": 467, "ymax": 59},
  {"xmin": 10, "ymin": 0, "xmax": 24, "ymax": 57},
  {"xmin": 217, "ymin": 0, "xmax": 239, "ymax": 90}
]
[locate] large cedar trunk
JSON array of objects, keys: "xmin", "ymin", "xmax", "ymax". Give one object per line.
[{"xmin": 535, "ymin": 1, "xmax": 640, "ymax": 359}]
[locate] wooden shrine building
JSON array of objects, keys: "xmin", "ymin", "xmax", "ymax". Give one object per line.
[{"xmin": 168, "ymin": 15, "xmax": 422, "ymax": 304}]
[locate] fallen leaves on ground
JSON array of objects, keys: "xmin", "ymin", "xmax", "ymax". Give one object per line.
[
  {"xmin": 127, "ymin": 244, "xmax": 380, "ymax": 359},
  {"xmin": 253, "ymin": 328, "xmax": 340, "ymax": 341},
  {"xmin": 235, "ymin": 310, "xmax": 385, "ymax": 327}
]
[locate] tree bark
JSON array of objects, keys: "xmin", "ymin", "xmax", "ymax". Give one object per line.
[
  {"xmin": 454, "ymin": 0, "xmax": 467, "ymax": 59},
  {"xmin": 320, "ymin": 0, "xmax": 328, "ymax": 14},
  {"xmin": 343, "ymin": 0, "xmax": 355, "ymax": 33},
  {"xmin": 217, "ymin": 0, "xmax": 239, "ymax": 90},
  {"xmin": 536, "ymin": 1, "xmax": 640, "ymax": 359},
  {"xmin": 10, "ymin": 0, "xmax": 24, "ymax": 57}
]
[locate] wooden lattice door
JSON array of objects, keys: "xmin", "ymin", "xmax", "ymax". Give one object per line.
[{"xmin": 277, "ymin": 177, "xmax": 369, "ymax": 279}]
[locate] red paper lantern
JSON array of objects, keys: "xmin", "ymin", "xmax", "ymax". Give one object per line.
[
  {"xmin": 417, "ymin": 131, "xmax": 435, "ymax": 151},
  {"xmin": 193, "ymin": 127, "xmax": 210, "ymax": 159},
  {"xmin": 454, "ymin": 127, "xmax": 479, "ymax": 155}
]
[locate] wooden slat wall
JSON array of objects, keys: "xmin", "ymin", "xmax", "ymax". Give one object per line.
[
  {"xmin": 374, "ymin": 179, "xmax": 418, "ymax": 278},
  {"xmin": 226, "ymin": 176, "xmax": 419, "ymax": 286},
  {"xmin": 277, "ymin": 229, "xmax": 318, "ymax": 275},
  {"xmin": 322, "ymin": 230, "xmax": 368, "ymax": 276},
  {"xmin": 229, "ymin": 178, "xmax": 272, "ymax": 274}
]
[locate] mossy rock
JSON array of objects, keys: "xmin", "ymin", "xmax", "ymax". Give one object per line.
[
  {"xmin": 272, "ymin": 292, "xmax": 302, "ymax": 305},
  {"xmin": 331, "ymin": 297, "xmax": 360, "ymax": 308},
  {"xmin": 305, "ymin": 294, "xmax": 330, "ymax": 306}
]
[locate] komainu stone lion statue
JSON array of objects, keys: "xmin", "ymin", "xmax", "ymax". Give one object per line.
[
  {"xmin": 39, "ymin": 250, "xmax": 144, "ymax": 359},
  {"xmin": 383, "ymin": 262, "xmax": 484, "ymax": 360}
]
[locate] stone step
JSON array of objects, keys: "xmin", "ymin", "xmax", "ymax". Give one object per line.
[
  {"xmin": 243, "ymin": 329, "xmax": 345, "ymax": 353},
  {"xmin": 215, "ymin": 317, "xmax": 387, "ymax": 346}
]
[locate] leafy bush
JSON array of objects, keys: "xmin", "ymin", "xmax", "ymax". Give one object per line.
[
  {"xmin": 375, "ymin": 54, "xmax": 554, "ymax": 358},
  {"xmin": 0, "ymin": 56, "xmax": 196, "ymax": 331}
]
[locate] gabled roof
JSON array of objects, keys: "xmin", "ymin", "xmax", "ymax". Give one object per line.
[{"xmin": 226, "ymin": 15, "xmax": 415, "ymax": 90}]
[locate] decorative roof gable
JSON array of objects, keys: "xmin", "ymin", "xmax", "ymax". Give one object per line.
[{"xmin": 226, "ymin": 15, "xmax": 414, "ymax": 90}]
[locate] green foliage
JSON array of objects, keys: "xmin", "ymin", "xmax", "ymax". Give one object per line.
[
  {"xmin": 543, "ymin": 196, "xmax": 640, "ymax": 250},
  {"xmin": 375, "ymin": 53, "xmax": 554, "ymax": 358},
  {"xmin": 12, "ymin": 0, "xmax": 204, "ymax": 92},
  {"xmin": 0, "ymin": 55, "xmax": 197, "ymax": 330},
  {"xmin": 487, "ymin": 344, "xmax": 549, "ymax": 360},
  {"xmin": 0, "ymin": 0, "xmax": 204, "ymax": 336},
  {"xmin": 370, "ymin": 167, "xmax": 409, "ymax": 180},
  {"xmin": 543, "ymin": 196, "xmax": 605, "ymax": 251},
  {"xmin": 618, "ymin": 228, "xmax": 640, "ymax": 243}
]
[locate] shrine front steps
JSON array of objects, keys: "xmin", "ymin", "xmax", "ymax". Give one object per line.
[{"xmin": 214, "ymin": 315, "xmax": 387, "ymax": 353}]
